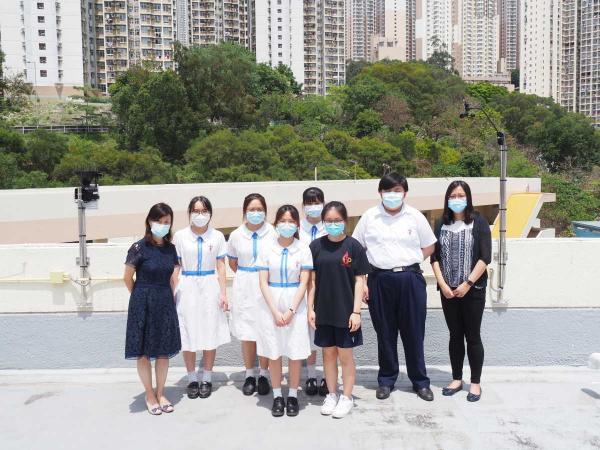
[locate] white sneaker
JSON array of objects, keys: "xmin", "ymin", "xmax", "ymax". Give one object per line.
[
  {"xmin": 320, "ymin": 393, "xmax": 339, "ymax": 415},
  {"xmin": 332, "ymin": 395, "xmax": 354, "ymax": 419}
]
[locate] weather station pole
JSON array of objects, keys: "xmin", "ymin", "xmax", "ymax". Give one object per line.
[
  {"xmin": 74, "ymin": 171, "xmax": 101, "ymax": 308},
  {"xmin": 460, "ymin": 101, "xmax": 508, "ymax": 305}
]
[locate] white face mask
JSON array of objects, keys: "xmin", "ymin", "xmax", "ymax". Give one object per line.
[{"xmin": 191, "ymin": 212, "xmax": 211, "ymax": 228}]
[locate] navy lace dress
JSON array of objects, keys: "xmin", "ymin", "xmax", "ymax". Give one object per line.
[{"xmin": 124, "ymin": 239, "xmax": 181, "ymax": 360}]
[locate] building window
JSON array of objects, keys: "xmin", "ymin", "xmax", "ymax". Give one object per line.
[
  {"xmin": 40, "ymin": 56, "xmax": 47, "ymax": 63},
  {"xmin": 37, "ymin": 2, "xmax": 44, "ymax": 9},
  {"xmin": 38, "ymin": 29, "xmax": 46, "ymax": 36},
  {"xmin": 38, "ymin": 16, "xmax": 45, "ymax": 23},
  {"xmin": 278, "ymin": 43, "xmax": 282, "ymax": 48},
  {"xmin": 39, "ymin": 43, "xmax": 46, "ymax": 50},
  {"xmin": 40, "ymin": 70, "xmax": 47, "ymax": 77}
]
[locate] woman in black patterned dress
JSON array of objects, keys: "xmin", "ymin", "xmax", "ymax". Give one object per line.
[
  {"xmin": 124, "ymin": 203, "xmax": 181, "ymax": 415},
  {"xmin": 430, "ymin": 181, "xmax": 491, "ymax": 403}
]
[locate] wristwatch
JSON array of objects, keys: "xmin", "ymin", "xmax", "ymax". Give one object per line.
[
  {"xmin": 289, "ymin": 307, "xmax": 296, "ymax": 315},
  {"xmin": 466, "ymin": 279, "xmax": 474, "ymax": 287}
]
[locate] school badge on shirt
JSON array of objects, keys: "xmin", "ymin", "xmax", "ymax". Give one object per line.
[{"xmin": 341, "ymin": 251, "xmax": 352, "ymax": 268}]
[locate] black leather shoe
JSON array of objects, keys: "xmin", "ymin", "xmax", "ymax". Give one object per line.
[
  {"xmin": 414, "ymin": 387, "xmax": 434, "ymax": 401},
  {"xmin": 305, "ymin": 378, "xmax": 318, "ymax": 396},
  {"xmin": 318, "ymin": 378, "xmax": 329, "ymax": 397},
  {"xmin": 467, "ymin": 389, "xmax": 482, "ymax": 402},
  {"xmin": 257, "ymin": 375, "xmax": 271, "ymax": 395},
  {"xmin": 286, "ymin": 397, "xmax": 299, "ymax": 416},
  {"xmin": 271, "ymin": 396, "xmax": 285, "ymax": 417},
  {"xmin": 187, "ymin": 381, "xmax": 200, "ymax": 399},
  {"xmin": 376, "ymin": 385, "xmax": 392, "ymax": 400},
  {"xmin": 198, "ymin": 381, "xmax": 212, "ymax": 398},
  {"xmin": 442, "ymin": 383, "xmax": 463, "ymax": 396},
  {"xmin": 242, "ymin": 376, "xmax": 256, "ymax": 396}
]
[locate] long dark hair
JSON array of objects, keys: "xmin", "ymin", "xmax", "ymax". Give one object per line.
[
  {"xmin": 144, "ymin": 202, "xmax": 174, "ymax": 244},
  {"xmin": 442, "ymin": 180, "xmax": 474, "ymax": 225},
  {"xmin": 321, "ymin": 201, "xmax": 348, "ymax": 222},
  {"xmin": 243, "ymin": 193, "xmax": 267, "ymax": 215},
  {"xmin": 187, "ymin": 196, "xmax": 213, "ymax": 218},
  {"xmin": 274, "ymin": 204, "xmax": 300, "ymax": 239}
]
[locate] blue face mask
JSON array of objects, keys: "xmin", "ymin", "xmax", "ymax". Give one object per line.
[
  {"xmin": 304, "ymin": 204, "xmax": 323, "ymax": 219},
  {"xmin": 276, "ymin": 222, "xmax": 298, "ymax": 238},
  {"xmin": 324, "ymin": 222, "xmax": 345, "ymax": 237},
  {"xmin": 246, "ymin": 211, "xmax": 265, "ymax": 225},
  {"xmin": 382, "ymin": 191, "xmax": 404, "ymax": 210},
  {"xmin": 151, "ymin": 222, "xmax": 170, "ymax": 239},
  {"xmin": 448, "ymin": 198, "xmax": 468, "ymax": 214}
]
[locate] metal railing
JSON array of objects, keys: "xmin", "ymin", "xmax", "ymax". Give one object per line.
[{"xmin": 12, "ymin": 125, "xmax": 111, "ymax": 134}]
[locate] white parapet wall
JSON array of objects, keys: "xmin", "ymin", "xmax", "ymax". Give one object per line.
[
  {"xmin": 0, "ymin": 239, "xmax": 598, "ymax": 313},
  {"xmin": 0, "ymin": 177, "xmax": 542, "ymax": 244}
]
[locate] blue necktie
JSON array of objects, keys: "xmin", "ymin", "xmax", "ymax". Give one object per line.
[
  {"xmin": 252, "ymin": 232, "xmax": 258, "ymax": 264},
  {"xmin": 280, "ymin": 248, "xmax": 289, "ymax": 284},
  {"xmin": 197, "ymin": 236, "xmax": 203, "ymax": 271},
  {"xmin": 311, "ymin": 225, "xmax": 317, "ymax": 241}
]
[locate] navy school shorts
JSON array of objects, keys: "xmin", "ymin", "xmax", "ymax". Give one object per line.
[{"xmin": 314, "ymin": 324, "xmax": 363, "ymax": 349}]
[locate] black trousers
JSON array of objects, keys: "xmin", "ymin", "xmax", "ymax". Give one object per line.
[
  {"xmin": 440, "ymin": 288, "xmax": 485, "ymax": 384},
  {"xmin": 368, "ymin": 270, "xmax": 430, "ymax": 390}
]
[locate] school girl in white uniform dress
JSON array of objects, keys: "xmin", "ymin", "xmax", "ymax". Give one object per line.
[
  {"xmin": 173, "ymin": 196, "xmax": 230, "ymax": 400},
  {"xmin": 256, "ymin": 205, "xmax": 313, "ymax": 417},
  {"xmin": 227, "ymin": 193, "xmax": 276, "ymax": 396}
]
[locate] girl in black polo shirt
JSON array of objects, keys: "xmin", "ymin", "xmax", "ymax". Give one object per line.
[{"xmin": 308, "ymin": 201, "xmax": 370, "ymax": 419}]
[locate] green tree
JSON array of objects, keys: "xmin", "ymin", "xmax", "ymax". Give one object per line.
[
  {"xmin": 352, "ymin": 109, "xmax": 383, "ymax": 137},
  {"xmin": 175, "ymin": 43, "xmax": 259, "ymax": 128},
  {"xmin": 21, "ymin": 130, "xmax": 68, "ymax": 174},
  {"xmin": 467, "ymin": 82, "xmax": 508, "ymax": 104},
  {"xmin": 110, "ymin": 68, "xmax": 200, "ymax": 161}
]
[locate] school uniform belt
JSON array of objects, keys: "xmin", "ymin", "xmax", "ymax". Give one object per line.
[
  {"xmin": 237, "ymin": 266, "xmax": 262, "ymax": 272},
  {"xmin": 268, "ymin": 281, "xmax": 300, "ymax": 288},
  {"xmin": 182, "ymin": 270, "xmax": 216, "ymax": 276},
  {"xmin": 370, "ymin": 263, "xmax": 422, "ymax": 274}
]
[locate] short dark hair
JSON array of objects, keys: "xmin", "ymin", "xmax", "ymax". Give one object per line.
[
  {"xmin": 442, "ymin": 180, "xmax": 474, "ymax": 225},
  {"xmin": 302, "ymin": 187, "xmax": 325, "ymax": 205},
  {"xmin": 322, "ymin": 201, "xmax": 348, "ymax": 222},
  {"xmin": 144, "ymin": 202, "xmax": 174, "ymax": 244},
  {"xmin": 243, "ymin": 193, "xmax": 267, "ymax": 215},
  {"xmin": 274, "ymin": 204, "xmax": 300, "ymax": 239},
  {"xmin": 378, "ymin": 172, "xmax": 409, "ymax": 192},
  {"xmin": 187, "ymin": 196, "xmax": 213, "ymax": 217}
]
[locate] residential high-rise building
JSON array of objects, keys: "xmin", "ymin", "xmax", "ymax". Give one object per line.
[
  {"xmin": 93, "ymin": 0, "xmax": 176, "ymax": 94},
  {"xmin": 498, "ymin": 0, "xmax": 519, "ymax": 73},
  {"xmin": 0, "ymin": 0, "xmax": 86, "ymax": 98},
  {"xmin": 175, "ymin": 0, "xmax": 249, "ymax": 47},
  {"xmin": 456, "ymin": 0, "xmax": 498, "ymax": 78},
  {"xmin": 521, "ymin": 0, "xmax": 600, "ymax": 126},
  {"xmin": 303, "ymin": 0, "xmax": 345, "ymax": 95},
  {"xmin": 415, "ymin": 0, "xmax": 452, "ymax": 60},
  {"xmin": 251, "ymin": 0, "xmax": 304, "ymax": 88},
  {"xmin": 372, "ymin": 0, "xmax": 415, "ymax": 62},
  {"xmin": 346, "ymin": 0, "xmax": 377, "ymax": 61}
]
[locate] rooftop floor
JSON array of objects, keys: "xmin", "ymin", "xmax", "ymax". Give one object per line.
[{"xmin": 2, "ymin": 366, "xmax": 600, "ymax": 450}]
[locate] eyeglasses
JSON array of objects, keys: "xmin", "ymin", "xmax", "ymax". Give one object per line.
[{"xmin": 324, "ymin": 220, "xmax": 344, "ymax": 225}]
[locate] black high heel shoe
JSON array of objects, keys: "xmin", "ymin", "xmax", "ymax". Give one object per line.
[{"xmin": 442, "ymin": 382, "xmax": 463, "ymax": 396}]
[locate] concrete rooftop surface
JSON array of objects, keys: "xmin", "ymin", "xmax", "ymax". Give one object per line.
[{"xmin": 2, "ymin": 366, "xmax": 600, "ymax": 450}]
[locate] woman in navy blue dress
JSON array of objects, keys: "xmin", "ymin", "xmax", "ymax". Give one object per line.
[{"xmin": 124, "ymin": 203, "xmax": 181, "ymax": 415}]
